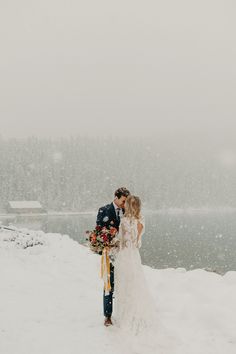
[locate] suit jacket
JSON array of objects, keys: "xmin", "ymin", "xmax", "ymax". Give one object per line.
[{"xmin": 96, "ymin": 203, "xmax": 123, "ymax": 230}]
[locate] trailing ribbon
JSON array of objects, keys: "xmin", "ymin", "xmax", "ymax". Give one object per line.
[{"xmin": 101, "ymin": 247, "xmax": 111, "ymax": 295}]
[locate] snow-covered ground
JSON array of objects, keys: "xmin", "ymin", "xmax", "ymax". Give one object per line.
[{"xmin": 0, "ymin": 229, "xmax": 236, "ymax": 354}]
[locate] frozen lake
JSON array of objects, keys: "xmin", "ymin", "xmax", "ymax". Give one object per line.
[{"xmin": 1, "ymin": 211, "xmax": 236, "ymax": 274}]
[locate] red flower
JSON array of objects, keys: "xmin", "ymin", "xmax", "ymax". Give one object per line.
[{"xmin": 102, "ymin": 234, "xmax": 108, "ymax": 242}]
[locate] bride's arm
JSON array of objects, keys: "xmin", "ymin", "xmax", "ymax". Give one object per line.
[
  {"xmin": 136, "ymin": 221, "xmax": 143, "ymax": 248},
  {"xmin": 136, "ymin": 216, "xmax": 145, "ymax": 248}
]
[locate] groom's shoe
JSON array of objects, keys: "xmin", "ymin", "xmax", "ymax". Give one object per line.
[{"xmin": 104, "ymin": 316, "xmax": 113, "ymax": 327}]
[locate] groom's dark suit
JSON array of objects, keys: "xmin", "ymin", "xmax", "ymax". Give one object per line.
[{"xmin": 96, "ymin": 203, "xmax": 122, "ymax": 318}]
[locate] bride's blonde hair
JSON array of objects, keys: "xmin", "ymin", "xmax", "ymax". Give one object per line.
[{"xmin": 124, "ymin": 195, "xmax": 141, "ymax": 219}]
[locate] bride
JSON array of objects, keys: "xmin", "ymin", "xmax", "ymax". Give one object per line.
[{"xmin": 114, "ymin": 195, "xmax": 157, "ymax": 334}]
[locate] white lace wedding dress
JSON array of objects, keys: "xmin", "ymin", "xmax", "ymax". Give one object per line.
[{"xmin": 114, "ymin": 216, "xmax": 157, "ymax": 334}]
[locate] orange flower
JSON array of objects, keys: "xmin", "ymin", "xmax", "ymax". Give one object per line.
[
  {"xmin": 91, "ymin": 233, "xmax": 97, "ymax": 242},
  {"xmin": 110, "ymin": 227, "xmax": 117, "ymax": 236}
]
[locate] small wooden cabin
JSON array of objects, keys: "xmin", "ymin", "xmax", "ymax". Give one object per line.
[{"xmin": 7, "ymin": 201, "xmax": 46, "ymax": 214}]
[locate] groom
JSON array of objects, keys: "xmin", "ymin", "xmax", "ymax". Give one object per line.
[{"xmin": 96, "ymin": 187, "xmax": 130, "ymax": 327}]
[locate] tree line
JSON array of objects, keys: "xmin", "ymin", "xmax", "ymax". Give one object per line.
[{"xmin": 0, "ymin": 135, "xmax": 235, "ymax": 212}]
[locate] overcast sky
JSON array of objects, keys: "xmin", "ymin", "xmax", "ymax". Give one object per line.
[{"xmin": 0, "ymin": 0, "xmax": 235, "ymax": 139}]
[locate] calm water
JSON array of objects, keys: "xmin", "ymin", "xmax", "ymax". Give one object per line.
[{"xmin": 1, "ymin": 212, "xmax": 236, "ymax": 274}]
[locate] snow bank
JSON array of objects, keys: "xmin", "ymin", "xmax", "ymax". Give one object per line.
[{"xmin": 0, "ymin": 229, "xmax": 236, "ymax": 354}]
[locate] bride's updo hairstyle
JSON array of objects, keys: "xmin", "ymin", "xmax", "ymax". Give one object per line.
[{"xmin": 124, "ymin": 195, "xmax": 141, "ymax": 219}]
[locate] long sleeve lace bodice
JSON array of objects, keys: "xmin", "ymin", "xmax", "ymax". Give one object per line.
[{"xmin": 118, "ymin": 216, "xmax": 145, "ymax": 250}]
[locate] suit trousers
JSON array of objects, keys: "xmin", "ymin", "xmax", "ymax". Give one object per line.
[{"xmin": 103, "ymin": 263, "xmax": 114, "ymax": 317}]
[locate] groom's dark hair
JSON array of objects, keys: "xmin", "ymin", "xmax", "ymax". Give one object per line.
[{"xmin": 114, "ymin": 187, "xmax": 130, "ymax": 199}]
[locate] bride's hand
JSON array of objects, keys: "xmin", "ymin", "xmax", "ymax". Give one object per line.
[{"xmin": 135, "ymin": 239, "xmax": 142, "ymax": 248}]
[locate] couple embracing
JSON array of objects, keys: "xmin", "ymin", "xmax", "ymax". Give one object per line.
[{"xmin": 96, "ymin": 187, "xmax": 155, "ymax": 333}]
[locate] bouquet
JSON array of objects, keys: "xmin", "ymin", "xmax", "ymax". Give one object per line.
[
  {"xmin": 86, "ymin": 225, "xmax": 119, "ymax": 255},
  {"xmin": 86, "ymin": 225, "xmax": 119, "ymax": 294}
]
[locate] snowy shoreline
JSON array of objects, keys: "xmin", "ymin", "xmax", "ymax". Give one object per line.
[
  {"xmin": 1, "ymin": 206, "xmax": 236, "ymax": 218},
  {"xmin": 1, "ymin": 228, "xmax": 236, "ymax": 354},
  {"xmin": 0, "ymin": 211, "xmax": 96, "ymax": 218}
]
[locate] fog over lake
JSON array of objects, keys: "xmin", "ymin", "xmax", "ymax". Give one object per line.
[{"xmin": 2, "ymin": 211, "xmax": 236, "ymax": 274}]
